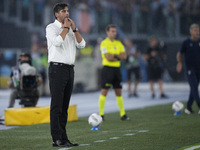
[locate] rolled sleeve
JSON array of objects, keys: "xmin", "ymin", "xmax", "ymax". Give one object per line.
[
  {"xmin": 46, "ymin": 26, "xmax": 64, "ymax": 47},
  {"xmin": 76, "ymin": 38, "xmax": 86, "ymax": 49}
]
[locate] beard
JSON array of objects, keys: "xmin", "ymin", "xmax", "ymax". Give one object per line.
[{"xmin": 62, "ymin": 16, "xmax": 69, "ymax": 24}]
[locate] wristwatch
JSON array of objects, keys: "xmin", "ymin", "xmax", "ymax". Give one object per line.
[{"xmin": 73, "ymin": 27, "xmax": 78, "ymax": 32}]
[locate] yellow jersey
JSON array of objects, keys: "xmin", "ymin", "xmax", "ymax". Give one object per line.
[{"xmin": 100, "ymin": 38, "xmax": 125, "ymax": 67}]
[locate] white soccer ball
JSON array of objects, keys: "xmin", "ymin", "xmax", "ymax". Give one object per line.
[
  {"xmin": 172, "ymin": 101, "xmax": 184, "ymax": 112},
  {"xmin": 88, "ymin": 113, "xmax": 103, "ymax": 127}
]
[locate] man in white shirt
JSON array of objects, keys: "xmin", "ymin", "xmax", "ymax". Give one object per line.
[{"xmin": 46, "ymin": 3, "xmax": 86, "ymax": 147}]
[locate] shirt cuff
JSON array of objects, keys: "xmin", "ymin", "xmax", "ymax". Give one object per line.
[{"xmin": 76, "ymin": 39, "xmax": 86, "ymax": 49}]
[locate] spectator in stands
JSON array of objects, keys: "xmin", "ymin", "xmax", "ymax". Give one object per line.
[{"xmin": 144, "ymin": 35, "xmax": 168, "ymax": 99}]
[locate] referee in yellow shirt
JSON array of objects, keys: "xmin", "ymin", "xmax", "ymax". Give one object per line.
[{"xmin": 99, "ymin": 24, "xmax": 130, "ymax": 121}]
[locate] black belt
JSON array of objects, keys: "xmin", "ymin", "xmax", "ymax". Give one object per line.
[{"xmin": 50, "ymin": 62, "xmax": 74, "ymax": 67}]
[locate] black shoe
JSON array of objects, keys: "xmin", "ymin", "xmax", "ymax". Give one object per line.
[
  {"xmin": 160, "ymin": 93, "xmax": 168, "ymax": 99},
  {"xmin": 128, "ymin": 93, "xmax": 133, "ymax": 98},
  {"xmin": 121, "ymin": 115, "xmax": 130, "ymax": 121},
  {"xmin": 152, "ymin": 93, "xmax": 155, "ymax": 99},
  {"xmin": 64, "ymin": 140, "xmax": 79, "ymax": 147},
  {"xmin": 133, "ymin": 93, "xmax": 139, "ymax": 97},
  {"xmin": 101, "ymin": 115, "xmax": 105, "ymax": 121},
  {"xmin": 52, "ymin": 140, "xmax": 67, "ymax": 147}
]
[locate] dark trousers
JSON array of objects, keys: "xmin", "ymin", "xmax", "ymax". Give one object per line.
[
  {"xmin": 48, "ymin": 64, "xmax": 74, "ymax": 142},
  {"xmin": 186, "ymin": 68, "xmax": 200, "ymax": 109}
]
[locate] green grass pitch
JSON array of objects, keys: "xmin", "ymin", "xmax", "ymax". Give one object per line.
[{"xmin": 0, "ymin": 102, "xmax": 200, "ymax": 150}]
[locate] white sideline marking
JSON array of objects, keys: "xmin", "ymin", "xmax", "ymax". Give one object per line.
[
  {"xmin": 58, "ymin": 148, "xmax": 72, "ymax": 150},
  {"xmin": 109, "ymin": 137, "xmax": 120, "ymax": 140},
  {"xmin": 184, "ymin": 145, "xmax": 200, "ymax": 150},
  {"xmin": 79, "ymin": 144, "xmax": 90, "ymax": 146},
  {"xmin": 124, "ymin": 133, "xmax": 136, "ymax": 136},
  {"xmin": 57, "ymin": 130, "xmax": 149, "ymax": 149},
  {"xmin": 94, "ymin": 140, "xmax": 106, "ymax": 143},
  {"xmin": 138, "ymin": 130, "xmax": 149, "ymax": 133}
]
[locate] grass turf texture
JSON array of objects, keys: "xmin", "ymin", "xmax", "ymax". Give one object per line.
[{"xmin": 0, "ymin": 102, "xmax": 200, "ymax": 150}]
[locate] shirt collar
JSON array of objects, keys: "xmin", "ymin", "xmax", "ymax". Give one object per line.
[
  {"xmin": 54, "ymin": 19, "xmax": 62, "ymax": 28},
  {"xmin": 106, "ymin": 37, "xmax": 115, "ymax": 43}
]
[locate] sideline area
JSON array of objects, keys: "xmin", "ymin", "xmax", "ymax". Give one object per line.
[
  {"xmin": 0, "ymin": 83, "xmax": 189, "ymax": 130},
  {"xmin": 178, "ymin": 143, "xmax": 200, "ymax": 150}
]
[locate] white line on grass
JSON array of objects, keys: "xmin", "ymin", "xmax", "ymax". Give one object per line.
[
  {"xmin": 137, "ymin": 130, "xmax": 149, "ymax": 133},
  {"xmin": 58, "ymin": 147, "xmax": 72, "ymax": 150},
  {"xmin": 124, "ymin": 133, "xmax": 136, "ymax": 136},
  {"xmin": 79, "ymin": 144, "xmax": 91, "ymax": 146},
  {"xmin": 184, "ymin": 145, "xmax": 200, "ymax": 150},
  {"xmin": 109, "ymin": 137, "xmax": 120, "ymax": 140},
  {"xmin": 58, "ymin": 130, "xmax": 149, "ymax": 149},
  {"xmin": 94, "ymin": 140, "xmax": 106, "ymax": 143}
]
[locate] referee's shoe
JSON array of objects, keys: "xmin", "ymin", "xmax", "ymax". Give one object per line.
[{"xmin": 121, "ymin": 115, "xmax": 130, "ymax": 121}]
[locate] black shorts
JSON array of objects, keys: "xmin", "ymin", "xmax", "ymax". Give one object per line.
[
  {"xmin": 147, "ymin": 66, "xmax": 163, "ymax": 80},
  {"xmin": 127, "ymin": 66, "xmax": 140, "ymax": 80},
  {"xmin": 101, "ymin": 66, "xmax": 122, "ymax": 89}
]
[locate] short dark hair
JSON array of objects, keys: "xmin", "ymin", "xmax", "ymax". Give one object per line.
[
  {"xmin": 53, "ymin": 3, "xmax": 68, "ymax": 19},
  {"xmin": 20, "ymin": 52, "xmax": 31, "ymax": 59},
  {"xmin": 106, "ymin": 24, "xmax": 116, "ymax": 32}
]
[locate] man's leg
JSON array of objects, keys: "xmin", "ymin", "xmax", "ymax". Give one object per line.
[
  {"xmin": 8, "ymin": 89, "xmax": 18, "ymax": 108},
  {"xmin": 187, "ymin": 69, "xmax": 200, "ymax": 108},
  {"xmin": 114, "ymin": 89, "xmax": 125, "ymax": 117},
  {"xmin": 149, "ymin": 80, "xmax": 155, "ymax": 98},
  {"xmin": 186, "ymin": 91, "xmax": 194, "ymax": 112},
  {"xmin": 49, "ymin": 65, "xmax": 67, "ymax": 142},
  {"xmin": 99, "ymin": 89, "xmax": 109, "ymax": 117},
  {"xmin": 133, "ymin": 67, "xmax": 140, "ymax": 96},
  {"xmin": 127, "ymin": 69, "xmax": 132, "ymax": 96},
  {"xmin": 61, "ymin": 67, "xmax": 74, "ymax": 142},
  {"xmin": 158, "ymin": 79, "xmax": 164, "ymax": 94},
  {"xmin": 133, "ymin": 79, "xmax": 139, "ymax": 96}
]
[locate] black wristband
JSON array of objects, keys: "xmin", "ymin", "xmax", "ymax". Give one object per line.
[{"xmin": 64, "ymin": 26, "xmax": 70, "ymax": 30}]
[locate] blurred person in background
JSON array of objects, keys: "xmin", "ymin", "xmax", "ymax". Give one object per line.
[
  {"xmin": 31, "ymin": 42, "xmax": 48, "ymax": 96},
  {"xmin": 7, "ymin": 53, "xmax": 42, "ymax": 108},
  {"xmin": 78, "ymin": 40, "xmax": 93, "ymax": 62},
  {"xmin": 176, "ymin": 23, "xmax": 200, "ymax": 114},
  {"xmin": 144, "ymin": 36, "xmax": 168, "ymax": 99},
  {"xmin": 98, "ymin": 24, "xmax": 130, "ymax": 121},
  {"xmin": 124, "ymin": 39, "xmax": 141, "ymax": 98},
  {"xmin": 39, "ymin": 41, "xmax": 48, "ymax": 96},
  {"xmin": 46, "ymin": 3, "xmax": 86, "ymax": 147},
  {"xmin": 94, "ymin": 37, "xmax": 103, "ymax": 90}
]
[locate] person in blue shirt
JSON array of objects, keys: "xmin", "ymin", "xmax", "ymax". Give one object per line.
[{"xmin": 176, "ymin": 23, "xmax": 200, "ymax": 114}]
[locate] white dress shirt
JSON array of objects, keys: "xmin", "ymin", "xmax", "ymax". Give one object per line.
[{"xmin": 46, "ymin": 19, "xmax": 86, "ymax": 65}]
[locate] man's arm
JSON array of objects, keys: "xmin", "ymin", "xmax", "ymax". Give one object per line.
[
  {"xmin": 46, "ymin": 19, "xmax": 71, "ymax": 47},
  {"xmin": 60, "ymin": 18, "xmax": 71, "ymax": 40},
  {"xmin": 68, "ymin": 18, "xmax": 83, "ymax": 43},
  {"xmin": 176, "ymin": 52, "xmax": 182, "ymax": 73},
  {"xmin": 105, "ymin": 52, "xmax": 127, "ymax": 61}
]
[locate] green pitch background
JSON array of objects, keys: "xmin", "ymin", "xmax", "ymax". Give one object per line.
[{"xmin": 0, "ymin": 102, "xmax": 200, "ymax": 150}]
